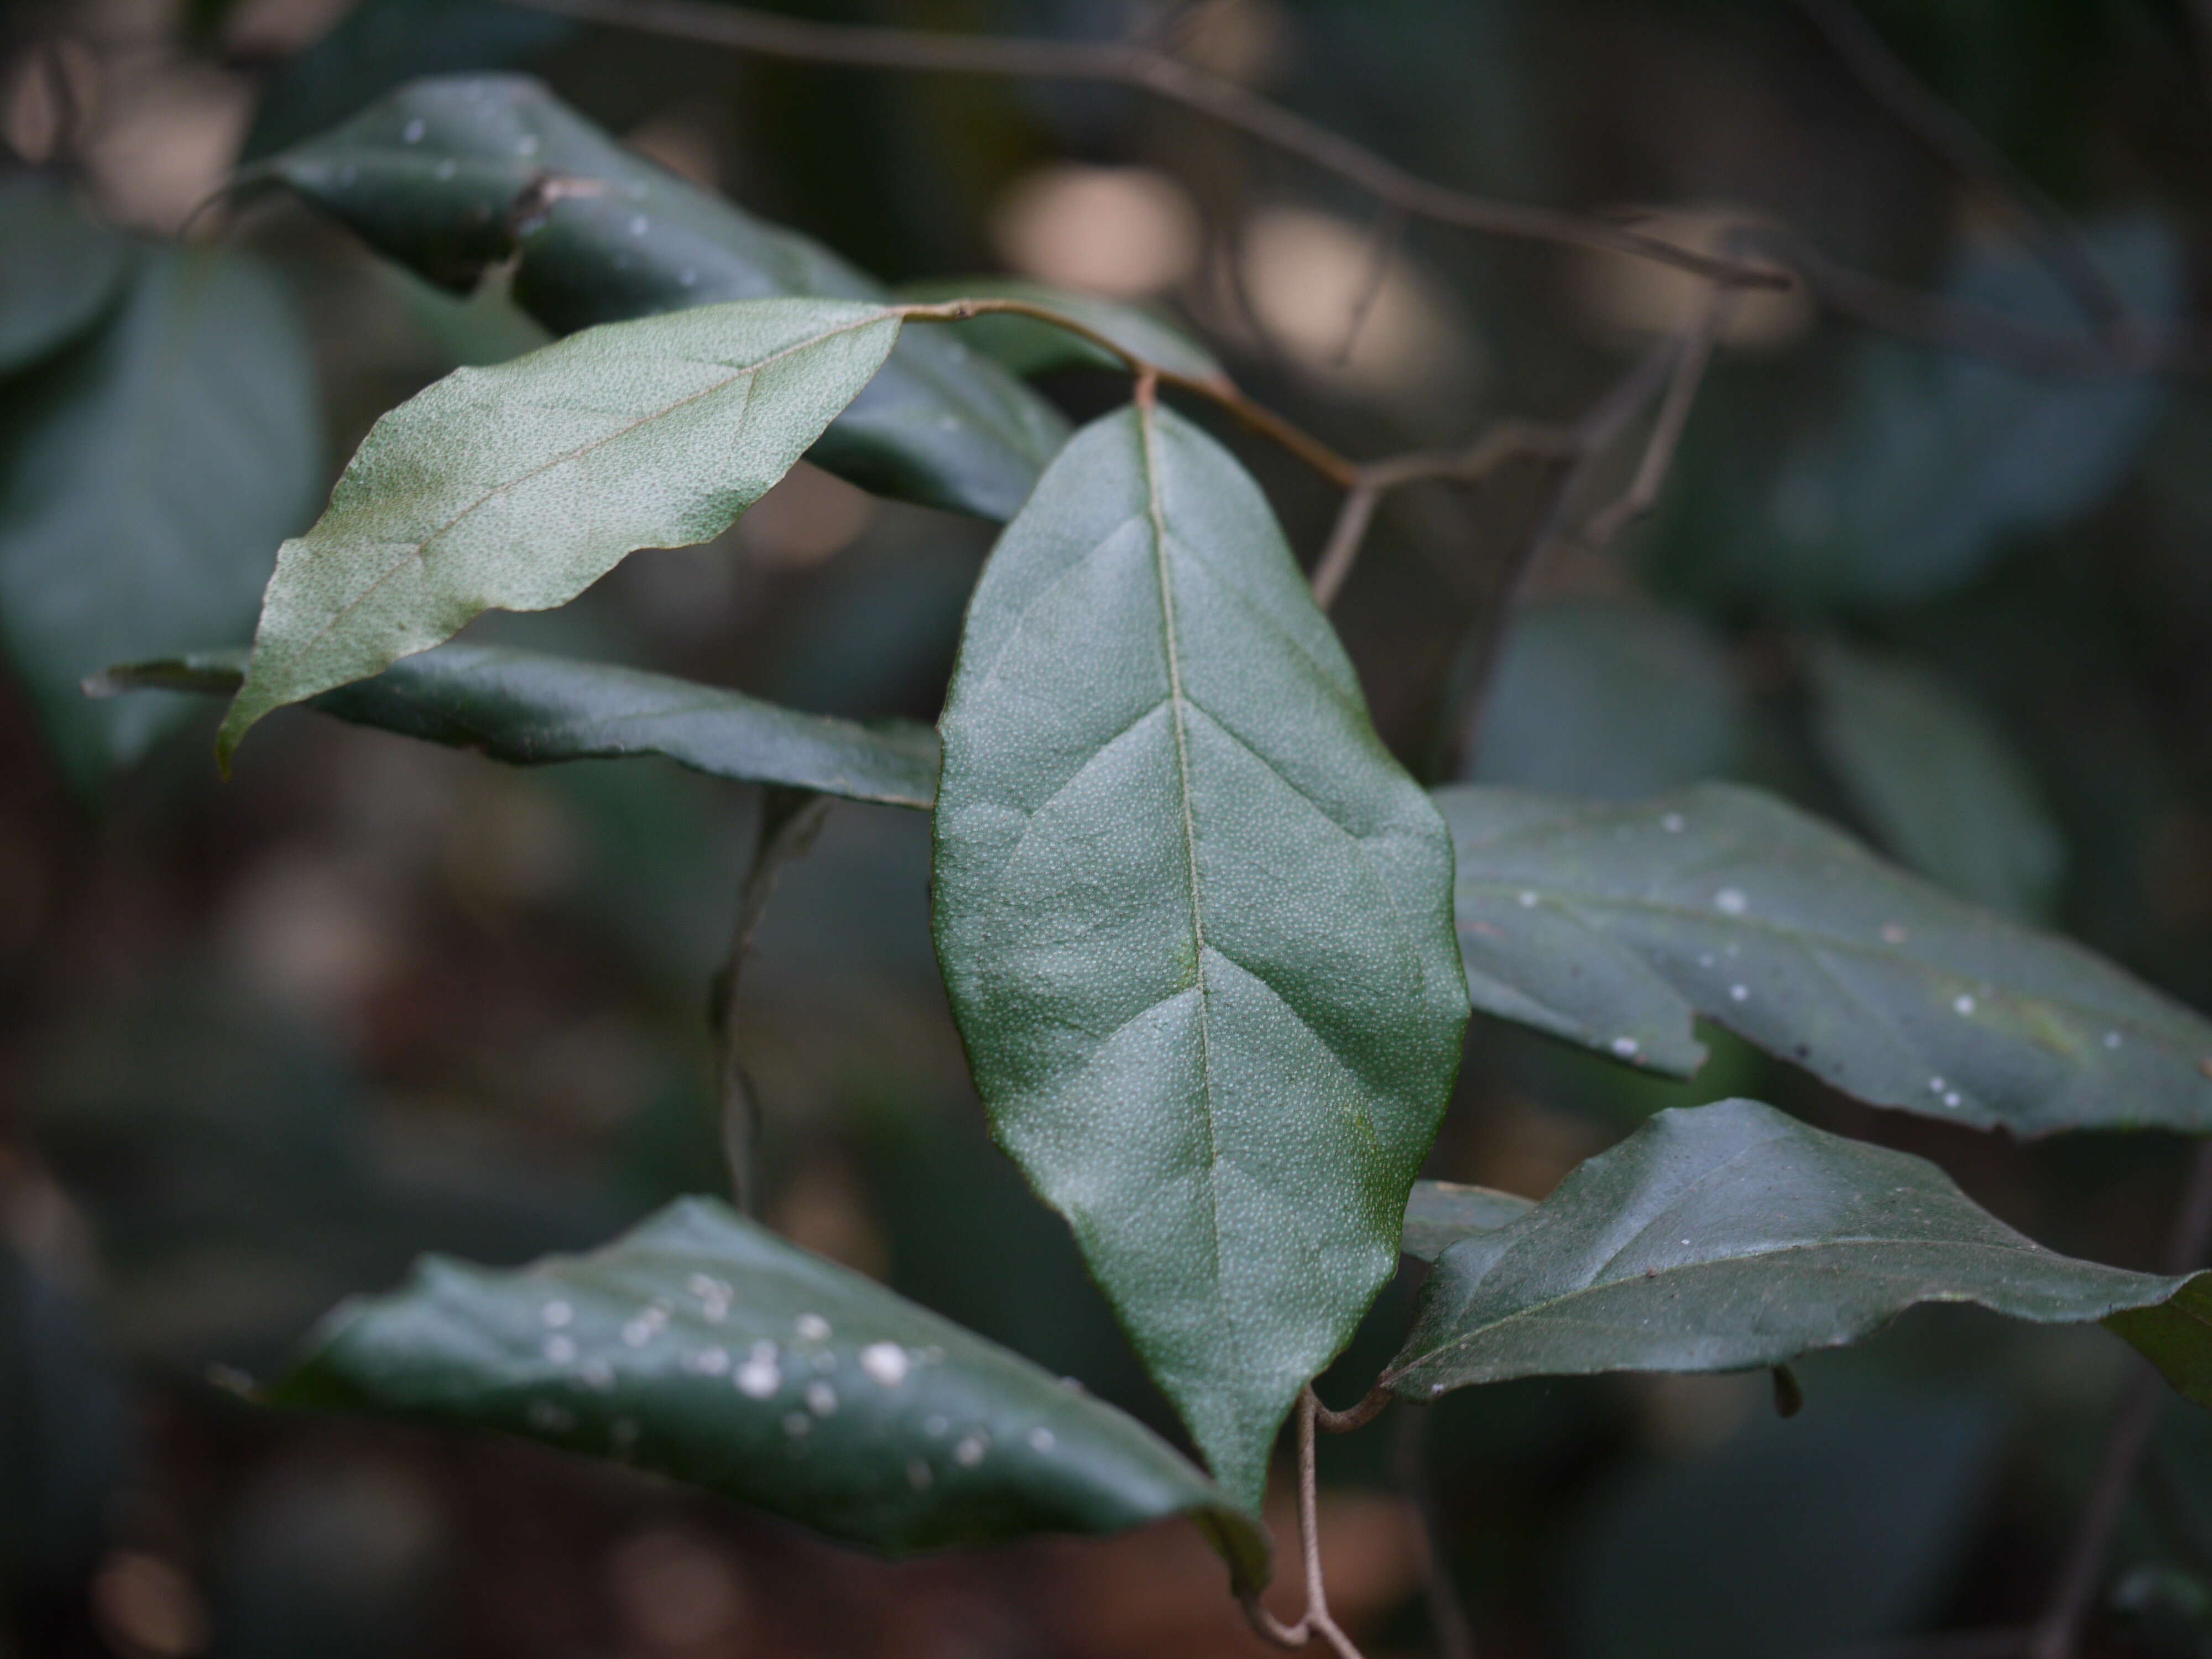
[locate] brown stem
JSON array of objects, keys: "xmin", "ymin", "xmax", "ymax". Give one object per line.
[
  {"xmin": 2027, "ymin": 1139, "xmax": 2212, "ymax": 1659},
  {"xmin": 1309, "ymin": 486, "xmax": 1380, "ymax": 610},
  {"xmin": 1240, "ymin": 1390, "xmax": 1374, "ymax": 1658},
  {"xmin": 1334, "ymin": 202, "xmax": 1407, "ymax": 367},
  {"xmin": 1786, "ymin": 0, "xmax": 2129, "ymax": 338},
  {"xmin": 1579, "ymin": 284, "xmax": 1734, "ymax": 552}
]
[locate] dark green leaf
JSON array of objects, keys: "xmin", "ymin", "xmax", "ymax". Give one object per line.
[
  {"xmin": 94, "ymin": 645, "xmax": 938, "ymax": 808},
  {"xmin": 0, "ymin": 247, "xmax": 321, "ymax": 791},
  {"xmin": 2108, "ymin": 1275, "xmax": 2212, "ymax": 1411},
  {"xmin": 1808, "ymin": 640, "xmax": 2064, "ymax": 920},
  {"xmin": 0, "ymin": 173, "xmax": 133, "ymax": 375},
  {"xmin": 1401, "ymin": 1180, "xmax": 1533, "ymax": 1262},
  {"xmin": 1465, "ymin": 599, "xmax": 1744, "ymax": 800},
  {"xmin": 1442, "ymin": 781, "xmax": 2212, "ymax": 1134},
  {"xmin": 1750, "ymin": 218, "xmax": 2178, "ymax": 606},
  {"xmin": 932, "ymin": 401, "xmax": 1467, "ymax": 1511},
  {"xmin": 272, "ymin": 1198, "xmax": 1271, "ymax": 1587},
  {"xmin": 264, "ymin": 76, "xmax": 1069, "ymax": 520},
  {"xmin": 217, "ymin": 297, "xmax": 901, "ymax": 764},
  {"xmin": 893, "ymin": 279, "xmax": 1225, "ymax": 384},
  {"xmin": 1385, "ymin": 1098, "xmax": 2195, "ymax": 1398},
  {"xmin": 241, "ymin": 0, "xmax": 573, "ymax": 161}
]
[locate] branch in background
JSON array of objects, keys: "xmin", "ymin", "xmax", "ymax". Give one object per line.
[
  {"xmin": 496, "ymin": 0, "xmax": 2212, "ymax": 378},
  {"xmin": 2027, "ymin": 1139, "xmax": 2212, "ymax": 1659},
  {"xmin": 1785, "ymin": 0, "xmax": 2130, "ymax": 340},
  {"xmin": 1428, "ymin": 332, "xmax": 1683, "ymax": 780},
  {"xmin": 496, "ymin": 0, "xmax": 1785, "ymax": 293},
  {"xmin": 1578, "ymin": 284, "xmax": 1734, "ymax": 552},
  {"xmin": 1334, "ymin": 201, "xmax": 1407, "ymax": 367},
  {"xmin": 711, "ymin": 787, "xmax": 830, "ymax": 1213}
]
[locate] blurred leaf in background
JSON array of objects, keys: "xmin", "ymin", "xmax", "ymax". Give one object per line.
[
  {"xmin": 1808, "ymin": 639, "xmax": 2065, "ymax": 919},
  {"xmin": 0, "ymin": 236, "xmax": 322, "ymax": 793}
]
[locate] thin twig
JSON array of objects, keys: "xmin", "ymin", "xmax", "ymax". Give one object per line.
[
  {"xmin": 711, "ymin": 787, "xmax": 830, "ymax": 1212},
  {"xmin": 1335, "ymin": 201, "xmax": 1407, "ymax": 367},
  {"xmin": 498, "ymin": 0, "xmax": 1786, "ymax": 293},
  {"xmin": 1428, "ymin": 334, "xmax": 1682, "ymax": 781},
  {"xmin": 1242, "ymin": 1390, "xmax": 1371, "ymax": 1659},
  {"xmin": 1786, "ymin": 0, "xmax": 2128, "ymax": 338},
  {"xmin": 1394, "ymin": 1403, "xmax": 1475, "ymax": 1659},
  {"xmin": 1311, "ymin": 421, "xmax": 1587, "ymax": 608},
  {"xmin": 1579, "ymin": 284, "xmax": 1735, "ymax": 552},
  {"xmin": 899, "ymin": 296, "xmax": 1359, "ymax": 485},
  {"xmin": 493, "ymin": 0, "xmax": 2212, "ymax": 378},
  {"xmin": 2027, "ymin": 1138, "xmax": 2212, "ymax": 1659},
  {"xmin": 1310, "ymin": 486, "xmax": 1381, "ymax": 609}
]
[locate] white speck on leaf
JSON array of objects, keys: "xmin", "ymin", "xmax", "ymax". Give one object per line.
[
  {"xmin": 401, "ymin": 118, "xmax": 426, "ymax": 143},
  {"xmin": 736, "ymin": 1357, "xmax": 780, "ymax": 1399},
  {"xmin": 954, "ymin": 1433, "xmax": 988, "ymax": 1467},
  {"xmin": 1729, "ymin": 984, "xmax": 1749, "ymax": 1003},
  {"xmin": 542, "ymin": 1301, "xmax": 572, "ymax": 1328},
  {"xmin": 1954, "ymin": 995, "xmax": 1976, "ymax": 1016},
  {"xmin": 1028, "ymin": 1427, "xmax": 1056, "ymax": 1453},
  {"xmin": 1714, "ymin": 888, "xmax": 1748, "ymax": 916},
  {"xmin": 860, "ymin": 1343, "xmax": 909, "ymax": 1387},
  {"xmin": 1661, "ymin": 813, "xmax": 1685, "ymax": 833},
  {"xmin": 795, "ymin": 1314, "xmax": 831, "ymax": 1343},
  {"xmin": 1880, "ymin": 923, "xmax": 1908, "ymax": 945},
  {"xmin": 543, "ymin": 1335, "xmax": 576, "ymax": 1365},
  {"xmin": 805, "ymin": 1381, "xmax": 837, "ymax": 1417},
  {"xmin": 691, "ymin": 1347, "xmax": 729, "ymax": 1376}
]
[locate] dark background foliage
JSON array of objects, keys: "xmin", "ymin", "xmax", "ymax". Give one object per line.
[{"xmin": 4, "ymin": 0, "xmax": 2212, "ymax": 1655}]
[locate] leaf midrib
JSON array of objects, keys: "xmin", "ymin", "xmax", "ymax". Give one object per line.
[{"xmin": 1389, "ymin": 1227, "xmax": 2152, "ymax": 1384}]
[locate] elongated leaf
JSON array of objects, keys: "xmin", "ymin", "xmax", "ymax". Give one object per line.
[
  {"xmin": 1443, "ymin": 782, "xmax": 2212, "ymax": 1135},
  {"xmin": 893, "ymin": 279, "xmax": 1226, "ymax": 384},
  {"xmin": 272, "ymin": 1197, "xmax": 1270, "ymax": 1587},
  {"xmin": 1384, "ymin": 1099, "xmax": 2198, "ymax": 1398},
  {"xmin": 1401, "ymin": 1180, "xmax": 1534, "ymax": 1263},
  {"xmin": 0, "ymin": 173, "xmax": 133, "ymax": 375},
  {"xmin": 96, "ymin": 645, "xmax": 937, "ymax": 808},
  {"xmin": 932, "ymin": 401, "xmax": 1468, "ymax": 1511},
  {"xmin": 0, "ymin": 247, "xmax": 321, "ymax": 791},
  {"xmin": 263, "ymin": 76, "xmax": 1068, "ymax": 520},
  {"xmin": 217, "ymin": 297, "xmax": 901, "ymax": 764},
  {"xmin": 1807, "ymin": 640, "xmax": 2064, "ymax": 920}
]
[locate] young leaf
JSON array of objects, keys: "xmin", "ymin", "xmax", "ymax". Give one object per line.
[
  {"xmin": 272, "ymin": 1197, "xmax": 1271, "ymax": 1588},
  {"xmin": 1383, "ymin": 1098, "xmax": 2200, "ymax": 1399},
  {"xmin": 263, "ymin": 75, "xmax": 1069, "ymax": 520},
  {"xmin": 97, "ymin": 645, "xmax": 938, "ymax": 808},
  {"xmin": 1401, "ymin": 1180, "xmax": 1533, "ymax": 1263},
  {"xmin": 0, "ymin": 247, "xmax": 322, "ymax": 792},
  {"xmin": 1442, "ymin": 782, "xmax": 2212, "ymax": 1135},
  {"xmin": 0, "ymin": 173, "xmax": 133, "ymax": 375},
  {"xmin": 1807, "ymin": 640, "xmax": 2064, "ymax": 920},
  {"xmin": 892, "ymin": 279, "xmax": 1227, "ymax": 384},
  {"xmin": 216, "ymin": 297, "xmax": 901, "ymax": 765},
  {"xmin": 932, "ymin": 400, "xmax": 1468, "ymax": 1512}
]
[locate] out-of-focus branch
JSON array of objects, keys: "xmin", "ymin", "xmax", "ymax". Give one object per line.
[
  {"xmin": 497, "ymin": 0, "xmax": 1790, "ymax": 293},
  {"xmin": 496, "ymin": 0, "xmax": 2212, "ymax": 378},
  {"xmin": 1785, "ymin": 0, "xmax": 2129, "ymax": 338},
  {"xmin": 1580, "ymin": 285, "xmax": 1734, "ymax": 552}
]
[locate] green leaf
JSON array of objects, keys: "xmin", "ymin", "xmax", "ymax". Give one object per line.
[
  {"xmin": 1464, "ymin": 599, "xmax": 1745, "ymax": 800},
  {"xmin": 270, "ymin": 1197, "xmax": 1270, "ymax": 1588},
  {"xmin": 1807, "ymin": 640, "xmax": 2064, "ymax": 920},
  {"xmin": 216, "ymin": 297, "xmax": 902, "ymax": 765},
  {"xmin": 0, "ymin": 247, "xmax": 322, "ymax": 791},
  {"xmin": 1383, "ymin": 1098, "xmax": 2197, "ymax": 1399},
  {"xmin": 1750, "ymin": 217, "xmax": 2178, "ymax": 606},
  {"xmin": 1401, "ymin": 1180, "xmax": 1533, "ymax": 1262},
  {"xmin": 2109, "ymin": 1276, "xmax": 2212, "ymax": 1411},
  {"xmin": 892, "ymin": 279, "xmax": 1226, "ymax": 384},
  {"xmin": 1442, "ymin": 781, "xmax": 2212, "ymax": 1134},
  {"xmin": 96, "ymin": 645, "xmax": 938, "ymax": 808},
  {"xmin": 263, "ymin": 76, "xmax": 1069, "ymax": 520},
  {"xmin": 0, "ymin": 173, "xmax": 133, "ymax": 375},
  {"xmin": 932, "ymin": 401, "xmax": 1468, "ymax": 1511}
]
